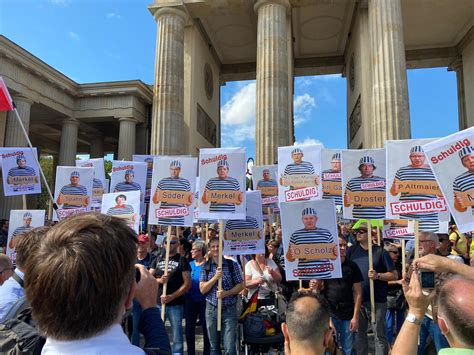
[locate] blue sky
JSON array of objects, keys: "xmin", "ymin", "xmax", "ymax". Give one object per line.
[{"xmin": 0, "ymin": 0, "xmax": 460, "ymax": 161}]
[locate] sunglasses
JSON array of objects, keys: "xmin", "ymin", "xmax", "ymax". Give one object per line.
[
  {"xmin": 389, "ymin": 250, "xmax": 399, "ymax": 255},
  {"xmin": 356, "ymin": 230, "xmax": 368, "ymax": 234},
  {"xmin": 169, "ymin": 241, "xmax": 177, "ymax": 245}
]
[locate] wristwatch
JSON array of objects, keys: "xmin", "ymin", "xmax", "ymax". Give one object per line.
[{"xmin": 406, "ymin": 313, "xmax": 422, "ymax": 325}]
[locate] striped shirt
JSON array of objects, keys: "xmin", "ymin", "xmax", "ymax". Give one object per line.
[
  {"xmin": 107, "ymin": 205, "xmax": 135, "ymax": 215},
  {"xmin": 346, "ymin": 176, "xmax": 386, "ymax": 219},
  {"xmin": 453, "ymin": 171, "xmax": 474, "ymax": 215},
  {"xmin": 394, "ymin": 166, "xmax": 439, "ymax": 231},
  {"xmin": 8, "ymin": 166, "xmax": 37, "ymax": 179},
  {"xmin": 11, "ymin": 225, "xmax": 33, "ymax": 238},
  {"xmin": 290, "ymin": 228, "xmax": 334, "ymax": 279},
  {"xmin": 256, "ymin": 179, "xmax": 278, "ymax": 207},
  {"xmin": 322, "ymin": 168, "xmax": 342, "ymax": 206},
  {"xmin": 283, "ymin": 161, "xmax": 315, "ymax": 175},
  {"xmin": 145, "ymin": 169, "xmax": 153, "ymax": 203},
  {"xmin": 93, "ymin": 178, "xmax": 104, "ymax": 189},
  {"xmin": 225, "ymin": 216, "xmax": 260, "ymax": 251},
  {"xmin": 156, "ymin": 177, "xmax": 191, "ymax": 226},
  {"xmin": 114, "ymin": 181, "xmax": 142, "ymax": 193},
  {"xmin": 59, "ymin": 184, "xmax": 88, "ymax": 209},
  {"xmin": 204, "ymin": 177, "xmax": 241, "ymax": 213}
]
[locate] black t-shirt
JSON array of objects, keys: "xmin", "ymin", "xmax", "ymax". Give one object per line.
[
  {"xmin": 151, "ymin": 253, "xmax": 191, "ymax": 306},
  {"xmin": 137, "ymin": 253, "xmax": 155, "ymax": 270},
  {"xmin": 322, "ymin": 258, "xmax": 363, "ymax": 320},
  {"xmin": 346, "ymin": 244, "xmax": 395, "ymax": 303}
]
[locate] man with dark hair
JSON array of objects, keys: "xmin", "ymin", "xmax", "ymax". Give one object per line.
[
  {"xmin": 0, "ymin": 254, "xmax": 13, "ymax": 286},
  {"xmin": 0, "ymin": 219, "xmax": 9, "ymax": 250},
  {"xmin": 0, "ymin": 226, "xmax": 49, "ymax": 321},
  {"xmin": 281, "ymin": 291, "xmax": 333, "ymax": 355}
]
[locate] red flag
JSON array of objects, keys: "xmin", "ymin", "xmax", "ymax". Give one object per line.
[{"xmin": 0, "ymin": 76, "xmax": 14, "ymax": 111}]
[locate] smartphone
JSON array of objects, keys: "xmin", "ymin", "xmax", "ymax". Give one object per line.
[{"xmin": 420, "ymin": 270, "xmax": 435, "ymax": 289}]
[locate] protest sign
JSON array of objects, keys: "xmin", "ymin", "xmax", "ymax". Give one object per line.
[
  {"xmin": 101, "ymin": 191, "xmax": 140, "ymax": 233},
  {"xmin": 76, "ymin": 158, "xmax": 106, "ymax": 208},
  {"xmin": 133, "ymin": 154, "xmax": 157, "ymax": 204},
  {"xmin": 423, "ymin": 127, "xmax": 474, "ymax": 233},
  {"xmin": 280, "ymin": 200, "xmax": 341, "ymax": 281},
  {"xmin": 321, "ymin": 149, "xmax": 343, "ymax": 207},
  {"xmin": 386, "ymin": 139, "xmax": 449, "ymax": 232},
  {"xmin": 252, "ymin": 165, "xmax": 278, "ymax": 206},
  {"xmin": 278, "ymin": 145, "xmax": 322, "ymax": 203},
  {"xmin": 199, "ymin": 148, "xmax": 246, "ymax": 220},
  {"xmin": 148, "ymin": 156, "xmax": 197, "ymax": 227},
  {"xmin": 110, "ymin": 161, "xmax": 147, "ymax": 213},
  {"xmin": 223, "ymin": 191, "xmax": 264, "ymax": 255},
  {"xmin": 54, "ymin": 166, "xmax": 93, "ymax": 220},
  {"xmin": 1, "ymin": 147, "xmax": 41, "ymax": 196},
  {"xmin": 342, "ymin": 149, "xmax": 386, "ymax": 220},
  {"xmin": 6, "ymin": 210, "xmax": 45, "ymax": 264}
]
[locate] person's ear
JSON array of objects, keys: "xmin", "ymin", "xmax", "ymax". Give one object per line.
[
  {"xmin": 124, "ymin": 278, "xmax": 137, "ymax": 310},
  {"xmin": 281, "ymin": 322, "xmax": 291, "ymax": 354},
  {"xmin": 323, "ymin": 327, "xmax": 333, "ymax": 348},
  {"xmin": 438, "ymin": 317, "xmax": 449, "ymax": 335}
]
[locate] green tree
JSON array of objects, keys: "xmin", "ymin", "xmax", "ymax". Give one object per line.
[
  {"xmin": 37, "ymin": 155, "xmax": 54, "ymax": 211},
  {"xmin": 104, "ymin": 160, "xmax": 112, "ymax": 180}
]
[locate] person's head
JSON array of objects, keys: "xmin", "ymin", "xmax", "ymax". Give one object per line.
[
  {"xmin": 291, "ymin": 148, "xmax": 304, "ymax": 164},
  {"xmin": 167, "ymin": 234, "xmax": 179, "ymax": 255},
  {"xmin": 137, "ymin": 234, "xmax": 149, "ymax": 254},
  {"xmin": 262, "ymin": 169, "xmax": 271, "ymax": 180},
  {"xmin": 437, "ymin": 233, "xmax": 450, "ymax": 252},
  {"xmin": 252, "ymin": 244, "xmax": 270, "ymax": 260},
  {"xmin": 338, "ymin": 237, "xmax": 348, "ymax": 260},
  {"xmin": 358, "ymin": 156, "xmax": 376, "ymax": 178},
  {"xmin": 125, "ymin": 170, "xmax": 134, "ymax": 183},
  {"xmin": 437, "ymin": 277, "xmax": 474, "ymax": 348},
  {"xmin": 301, "ymin": 207, "xmax": 318, "ymax": 230},
  {"xmin": 208, "ymin": 224, "xmax": 218, "ymax": 238},
  {"xmin": 267, "ymin": 239, "xmax": 279, "ymax": 254},
  {"xmin": 419, "ymin": 231, "xmax": 438, "ymax": 256},
  {"xmin": 178, "ymin": 237, "xmax": 191, "ymax": 257},
  {"xmin": 115, "ymin": 194, "xmax": 127, "ymax": 206},
  {"xmin": 145, "ymin": 157, "xmax": 153, "ymax": 169},
  {"xmin": 217, "ymin": 160, "xmax": 229, "ymax": 179},
  {"xmin": 208, "ymin": 236, "xmax": 219, "ymax": 259},
  {"xmin": 22, "ymin": 212, "xmax": 32, "ymax": 227},
  {"xmin": 70, "ymin": 171, "xmax": 80, "ymax": 185},
  {"xmin": 275, "ymin": 227, "xmax": 282, "ymax": 242},
  {"xmin": 459, "ymin": 146, "xmax": 474, "ymax": 172},
  {"xmin": 331, "ymin": 152, "xmax": 341, "ymax": 172},
  {"xmin": 1, "ymin": 219, "xmax": 8, "ymax": 231},
  {"xmin": 15, "ymin": 226, "xmax": 50, "ymax": 271},
  {"xmin": 0, "ymin": 254, "xmax": 13, "ymax": 285},
  {"xmin": 282, "ymin": 291, "xmax": 332, "ymax": 353},
  {"xmin": 149, "ymin": 233, "xmax": 157, "ymax": 250},
  {"xmin": 384, "ymin": 244, "xmax": 400, "ymax": 263},
  {"xmin": 16, "ymin": 154, "xmax": 26, "ymax": 168},
  {"xmin": 191, "ymin": 240, "xmax": 206, "ymax": 261},
  {"xmin": 409, "ymin": 146, "xmax": 426, "ymax": 168},
  {"xmin": 24, "ymin": 213, "xmax": 137, "ymax": 341},
  {"xmin": 169, "ymin": 160, "xmax": 181, "ymax": 178},
  {"xmin": 191, "ymin": 226, "xmax": 197, "ymax": 235}
]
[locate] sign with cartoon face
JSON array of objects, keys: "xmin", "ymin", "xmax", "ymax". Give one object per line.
[
  {"xmin": 101, "ymin": 191, "xmax": 141, "ymax": 233},
  {"xmin": 1, "ymin": 148, "xmax": 41, "ymax": 196}
]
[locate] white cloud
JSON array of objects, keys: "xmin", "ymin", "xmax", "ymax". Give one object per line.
[
  {"xmin": 221, "ymin": 124, "xmax": 255, "ymax": 147},
  {"xmin": 221, "ymin": 82, "xmax": 256, "ymax": 125},
  {"xmin": 106, "ymin": 12, "xmax": 121, "ymax": 19},
  {"xmin": 297, "ymin": 74, "xmax": 342, "ymax": 87},
  {"xmin": 68, "ymin": 31, "xmax": 79, "ymax": 40},
  {"xmin": 49, "ymin": 0, "xmax": 71, "ymax": 6},
  {"xmin": 293, "ymin": 93, "xmax": 316, "ymax": 126},
  {"xmin": 294, "ymin": 138, "xmax": 322, "ymax": 146}
]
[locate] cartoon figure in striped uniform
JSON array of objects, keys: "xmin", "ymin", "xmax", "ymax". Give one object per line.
[
  {"xmin": 344, "ymin": 156, "xmax": 386, "ymax": 219},
  {"xmin": 256, "ymin": 168, "xmax": 278, "ymax": 208},
  {"xmin": 56, "ymin": 171, "xmax": 89, "ymax": 209},
  {"xmin": 224, "ymin": 213, "xmax": 260, "ymax": 250},
  {"xmin": 202, "ymin": 159, "xmax": 243, "ymax": 213},
  {"xmin": 106, "ymin": 194, "xmax": 137, "ymax": 227},
  {"xmin": 286, "ymin": 207, "xmax": 336, "ymax": 279},
  {"xmin": 7, "ymin": 154, "xmax": 38, "ymax": 187},
  {"xmin": 114, "ymin": 170, "xmax": 143, "ymax": 201},
  {"xmin": 390, "ymin": 146, "xmax": 441, "ymax": 231},
  {"xmin": 8, "ymin": 212, "xmax": 33, "ymax": 249},
  {"xmin": 153, "ymin": 160, "xmax": 192, "ymax": 226},
  {"xmin": 322, "ymin": 152, "xmax": 342, "ymax": 206},
  {"xmin": 144, "ymin": 157, "xmax": 154, "ymax": 204},
  {"xmin": 281, "ymin": 148, "xmax": 318, "ymax": 181},
  {"xmin": 453, "ymin": 146, "xmax": 474, "ymax": 214}
]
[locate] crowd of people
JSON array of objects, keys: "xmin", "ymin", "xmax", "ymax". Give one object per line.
[{"xmin": 0, "ymin": 213, "xmax": 473, "ymax": 355}]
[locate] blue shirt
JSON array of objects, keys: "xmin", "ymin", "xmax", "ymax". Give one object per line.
[
  {"xmin": 187, "ymin": 260, "xmax": 206, "ymax": 302},
  {"xmin": 199, "ymin": 258, "xmax": 243, "ymax": 306},
  {"xmin": 0, "ymin": 269, "xmax": 24, "ymax": 322}
]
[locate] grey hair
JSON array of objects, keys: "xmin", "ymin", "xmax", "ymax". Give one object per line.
[
  {"xmin": 192, "ymin": 240, "xmax": 207, "ymax": 255},
  {"xmin": 421, "ymin": 231, "xmax": 439, "ymax": 249}
]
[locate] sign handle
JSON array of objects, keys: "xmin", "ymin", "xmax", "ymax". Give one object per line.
[
  {"xmin": 401, "ymin": 239, "xmax": 406, "ymax": 276},
  {"xmin": 414, "ymin": 220, "xmax": 420, "ymax": 260},
  {"xmin": 368, "ymin": 220, "xmax": 376, "ymax": 324},
  {"xmin": 217, "ymin": 219, "xmax": 224, "ymax": 332},
  {"xmin": 161, "ymin": 225, "xmax": 173, "ymax": 321}
]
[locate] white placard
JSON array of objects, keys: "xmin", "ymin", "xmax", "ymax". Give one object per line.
[
  {"xmin": 1, "ymin": 148, "xmax": 41, "ymax": 196},
  {"xmin": 321, "ymin": 149, "xmax": 343, "ymax": 207},
  {"xmin": 101, "ymin": 191, "xmax": 141, "ymax": 233},
  {"xmin": 133, "ymin": 154, "xmax": 157, "ymax": 204},
  {"xmin": 76, "ymin": 158, "xmax": 106, "ymax": 208},
  {"xmin": 110, "ymin": 161, "xmax": 147, "ymax": 213}
]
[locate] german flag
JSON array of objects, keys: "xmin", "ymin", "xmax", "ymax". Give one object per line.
[{"xmin": 239, "ymin": 290, "xmax": 258, "ymax": 320}]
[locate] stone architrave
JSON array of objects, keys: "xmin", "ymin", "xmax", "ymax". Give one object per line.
[
  {"xmin": 58, "ymin": 118, "xmax": 79, "ymax": 166},
  {"xmin": 118, "ymin": 117, "xmax": 137, "ymax": 161},
  {"xmin": 255, "ymin": 0, "xmax": 291, "ymax": 165},
  {"xmin": 149, "ymin": 6, "xmax": 188, "ymax": 155},
  {"xmin": 369, "ymin": 0, "xmax": 411, "ymax": 147}
]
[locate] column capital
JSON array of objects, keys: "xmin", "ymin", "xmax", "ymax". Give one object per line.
[
  {"xmin": 11, "ymin": 95, "xmax": 34, "ymax": 106},
  {"xmin": 448, "ymin": 57, "xmax": 463, "ymax": 72},
  {"xmin": 62, "ymin": 118, "xmax": 80, "ymax": 127},
  {"xmin": 148, "ymin": 5, "xmax": 188, "ymax": 23},
  {"xmin": 254, "ymin": 0, "xmax": 291, "ymax": 15},
  {"xmin": 118, "ymin": 117, "xmax": 138, "ymax": 124}
]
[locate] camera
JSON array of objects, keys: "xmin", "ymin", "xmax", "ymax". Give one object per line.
[{"xmin": 419, "ymin": 270, "xmax": 435, "ymax": 289}]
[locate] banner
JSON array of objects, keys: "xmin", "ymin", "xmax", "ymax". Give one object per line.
[
  {"xmin": 423, "ymin": 127, "xmax": 474, "ymax": 233},
  {"xmin": 53, "ymin": 166, "xmax": 93, "ymax": 220},
  {"xmin": 198, "ymin": 148, "xmax": 246, "ymax": 220},
  {"xmin": 342, "ymin": 149, "xmax": 386, "ymax": 220},
  {"xmin": 148, "ymin": 156, "xmax": 197, "ymax": 227},
  {"xmin": 321, "ymin": 149, "xmax": 343, "ymax": 207},
  {"xmin": 278, "ymin": 145, "xmax": 322, "ymax": 203},
  {"xmin": 1, "ymin": 148, "xmax": 41, "ymax": 196},
  {"xmin": 6, "ymin": 210, "xmax": 45, "ymax": 264},
  {"xmin": 76, "ymin": 158, "xmax": 106, "ymax": 208},
  {"xmin": 133, "ymin": 154, "xmax": 157, "ymax": 204},
  {"xmin": 101, "ymin": 190, "xmax": 140, "ymax": 233},
  {"xmin": 223, "ymin": 191, "xmax": 264, "ymax": 255},
  {"xmin": 280, "ymin": 200, "xmax": 341, "ymax": 280},
  {"xmin": 110, "ymin": 161, "xmax": 147, "ymax": 213}
]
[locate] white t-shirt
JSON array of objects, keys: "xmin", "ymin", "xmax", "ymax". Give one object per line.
[{"xmin": 245, "ymin": 258, "xmax": 278, "ymax": 299}]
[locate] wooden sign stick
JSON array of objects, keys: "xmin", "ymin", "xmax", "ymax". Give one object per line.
[
  {"xmin": 414, "ymin": 220, "xmax": 420, "ymax": 260},
  {"xmin": 368, "ymin": 220, "xmax": 376, "ymax": 324},
  {"xmin": 161, "ymin": 225, "xmax": 173, "ymax": 321},
  {"xmin": 217, "ymin": 219, "xmax": 224, "ymax": 332}
]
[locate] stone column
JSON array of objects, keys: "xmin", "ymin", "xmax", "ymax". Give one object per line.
[
  {"xmin": 0, "ymin": 96, "xmax": 33, "ymax": 218},
  {"xmin": 149, "ymin": 6, "xmax": 187, "ymax": 155},
  {"xmin": 461, "ymin": 38, "xmax": 474, "ymax": 128},
  {"xmin": 58, "ymin": 118, "xmax": 79, "ymax": 166},
  {"xmin": 448, "ymin": 59, "xmax": 467, "ymax": 130},
  {"xmin": 369, "ymin": 0, "xmax": 411, "ymax": 147},
  {"xmin": 255, "ymin": 0, "xmax": 291, "ymax": 165},
  {"xmin": 89, "ymin": 135, "xmax": 104, "ymax": 159},
  {"xmin": 118, "ymin": 117, "xmax": 137, "ymax": 161}
]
